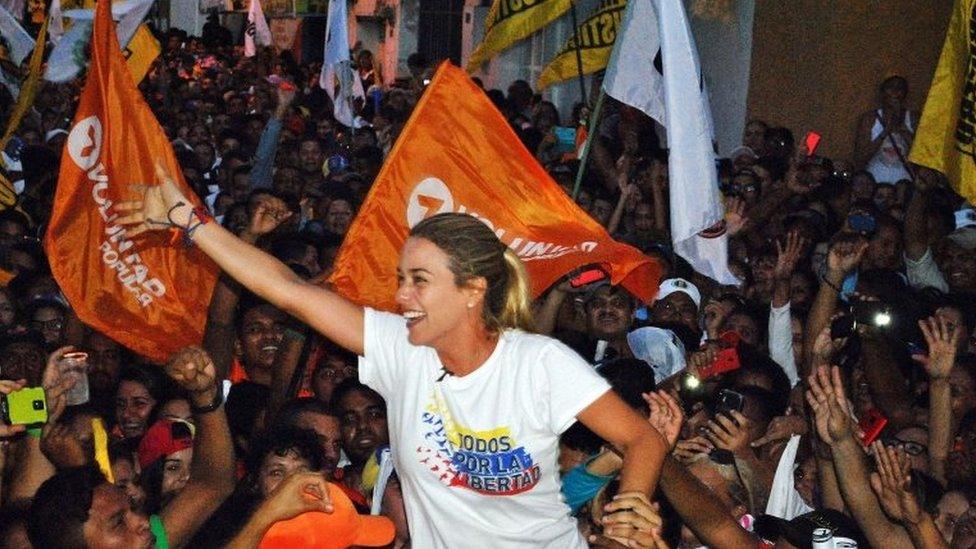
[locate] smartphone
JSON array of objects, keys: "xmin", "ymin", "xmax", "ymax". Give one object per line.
[
  {"xmin": 715, "ymin": 388, "xmax": 745, "ymax": 416},
  {"xmin": 858, "ymin": 408, "xmax": 888, "ymax": 446},
  {"xmin": 700, "ymin": 348, "xmax": 740, "ymax": 379},
  {"xmin": 569, "ymin": 267, "xmax": 607, "ymax": 288},
  {"xmin": 805, "ymin": 131, "xmax": 822, "ymax": 156},
  {"xmin": 552, "ymin": 126, "xmax": 577, "ymax": 154},
  {"xmin": 1, "ymin": 387, "xmax": 47, "ymax": 425},
  {"xmin": 830, "ymin": 313, "xmax": 856, "ymax": 339},
  {"xmin": 699, "ymin": 332, "xmax": 742, "ymax": 379},
  {"xmin": 852, "ymin": 301, "xmax": 892, "ymax": 329}
]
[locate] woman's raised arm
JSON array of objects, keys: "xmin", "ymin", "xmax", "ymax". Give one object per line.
[{"xmin": 116, "ymin": 166, "xmax": 365, "ymax": 355}]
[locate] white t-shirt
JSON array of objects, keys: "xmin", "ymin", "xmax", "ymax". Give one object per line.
[{"xmin": 360, "ymin": 308, "xmax": 611, "ymax": 548}]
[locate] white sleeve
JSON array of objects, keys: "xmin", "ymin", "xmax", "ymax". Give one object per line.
[
  {"xmin": 358, "ymin": 307, "xmax": 409, "ymax": 399},
  {"xmin": 905, "ymin": 248, "xmax": 949, "ymax": 293},
  {"xmin": 768, "ymin": 303, "xmax": 799, "ymax": 387},
  {"xmin": 538, "ymin": 340, "xmax": 612, "ymax": 434}
]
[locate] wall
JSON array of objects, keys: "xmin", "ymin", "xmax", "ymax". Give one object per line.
[{"xmin": 748, "ymin": 0, "xmax": 954, "ymax": 160}]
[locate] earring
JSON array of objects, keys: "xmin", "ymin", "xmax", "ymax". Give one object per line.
[{"xmin": 467, "ymin": 302, "xmax": 475, "ymax": 309}]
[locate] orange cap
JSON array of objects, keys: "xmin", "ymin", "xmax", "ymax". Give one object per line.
[{"xmin": 260, "ymin": 482, "xmax": 395, "ymax": 549}]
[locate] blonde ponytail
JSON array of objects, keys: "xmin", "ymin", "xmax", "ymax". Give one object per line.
[{"xmin": 499, "ymin": 248, "xmax": 535, "ymax": 333}]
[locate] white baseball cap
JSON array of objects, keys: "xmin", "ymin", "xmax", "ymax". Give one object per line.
[{"xmin": 654, "ymin": 278, "xmax": 701, "ymax": 308}]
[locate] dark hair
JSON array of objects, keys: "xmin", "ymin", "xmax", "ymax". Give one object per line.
[
  {"xmin": 140, "ymin": 420, "xmax": 194, "ymax": 515},
  {"xmin": 596, "ymin": 358, "xmax": 656, "ymax": 414},
  {"xmin": 559, "ymin": 422, "xmax": 603, "ymax": 454},
  {"xmin": 28, "ymin": 465, "xmax": 106, "ymax": 548},
  {"xmin": 729, "ymin": 344, "xmax": 791, "ymax": 417},
  {"xmin": 275, "ymin": 397, "xmax": 338, "ymax": 428},
  {"xmin": 116, "ymin": 363, "xmax": 171, "ymax": 404},
  {"xmin": 410, "ymin": 213, "xmax": 534, "ymax": 333},
  {"xmin": 332, "ymin": 379, "xmax": 384, "ymax": 413},
  {"xmin": 881, "ymin": 75, "xmax": 908, "ymax": 93},
  {"xmin": 245, "ymin": 426, "xmax": 325, "ymax": 491}
]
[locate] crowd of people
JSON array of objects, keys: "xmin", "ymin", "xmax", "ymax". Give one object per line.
[{"xmin": 0, "ymin": 13, "xmax": 973, "ymax": 549}]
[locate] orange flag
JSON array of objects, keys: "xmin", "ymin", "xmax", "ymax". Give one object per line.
[
  {"xmin": 44, "ymin": 0, "xmax": 217, "ymax": 362},
  {"xmin": 330, "ymin": 62, "xmax": 660, "ymax": 311}
]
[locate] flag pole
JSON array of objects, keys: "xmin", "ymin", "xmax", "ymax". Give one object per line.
[
  {"xmin": 568, "ymin": 0, "xmax": 588, "ymax": 104},
  {"xmin": 572, "ymin": 87, "xmax": 605, "ymax": 199}
]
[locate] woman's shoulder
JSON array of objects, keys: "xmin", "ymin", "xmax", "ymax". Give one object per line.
[{"xmin": 502, "ymin": 329, "xmax": 589, "ymax": 363}]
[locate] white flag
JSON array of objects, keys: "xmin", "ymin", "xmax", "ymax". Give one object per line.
[
  {"xmin": 0, "ymin": 3, "xmax": 34, "ymax": 65},
  {"xmin": 45, "ymin": 0, "xmax": 153, "ymax": 82},
  {"xmin": 244, "ymin": 0, "xmax": 272, "ymax": 57},
  {"xmin": 318, "ymin": 0, "xmax": 365, "ymax": 128},
  {"xmin": 49, "ymin": 0, "xmax": 64, "ymax": 45},
  {"xmin": 603, "ymin": 0, "xmax": 736, "ymax": 285}
]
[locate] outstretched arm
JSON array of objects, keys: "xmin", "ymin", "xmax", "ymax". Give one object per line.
[
  {"xmin": 161, "ymin": 347, "xmax": 236, "ymax": 548},
  {"xmin": 117, "ymin": 167, "xmax": 365, "ymax": 355}
]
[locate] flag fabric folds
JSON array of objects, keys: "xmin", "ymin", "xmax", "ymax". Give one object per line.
[
  {"xmin": 44, "ymin": 0, "xmax": 218, "ymax": 362},
  {"xmin": 466, "ymin": 0, "xmax": 572, "ymax": 70},
  {"xmin": 329, "ymin": 62, "xmax": 660, "ymax": 310},
  {"xmin": 909, "ymin": 0, "xmax": 976, "ymax": 203},
  {"xmin": 244, "ymin": 0, "xmax": 273, "ymax": 57},
  {"xmin": 536, "ymin": 0, "xmax": 626, "ymax": 90},
  {"xmin": 45, "ymin": 0, "xmax": 159, "ymax": 84},
  {"xmin": 602, "ymin": 0, "xmax": 735, "ymax": 285},
  {"xmin": 0, "ymin": 3, "xmax": 34, "ymax": 65},
  {"xmin": 0, "ymin": 18, "xmax": 46, "ymax": 209},
  {"xmin": 318, "ymin": 0, "xmax": 365, "ymax": 128}
]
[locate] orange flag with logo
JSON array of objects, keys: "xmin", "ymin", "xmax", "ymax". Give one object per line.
[
  {"xmin": 44, "ymin": 0, "xmax": 217, "ymax": 362},
  {"xmin": 330, "ymin": 62, "xmax": 660, "ymax": 311}
]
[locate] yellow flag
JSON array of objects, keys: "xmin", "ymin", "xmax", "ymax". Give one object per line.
[
  {"xmin": 466, "ymin": 0, "xmax": 572, "ymax": 70},
  {"xmin": 536, "ymin": 0, "xmax": 625, "ymax": 89},
  {"xmin": 909, "ymin": 0, "xmax": 976, "ymax": 201},
  {"xmin": 80, "ymin": 0, "xmax": 160, "ymax": 84},
  {"xmin": 122, "ymin": 24, "xmax": 160, "ymax": 83},
  {"xmin": 0, "ymin": 19, "xmax": 47, "ymax": 209}
]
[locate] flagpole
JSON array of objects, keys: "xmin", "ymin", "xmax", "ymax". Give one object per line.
[
  {"xmin": 572, "ymin": 88, "xmax": 605, "ymax": 200},
  {"xmin": 568, "ymin": 0, "xmax": 588, "ymax": 104}
]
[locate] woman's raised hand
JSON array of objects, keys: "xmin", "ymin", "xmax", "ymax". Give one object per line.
[{"xmin": 115, "ymin": 164, "xmax": 192, "ymax": 238}]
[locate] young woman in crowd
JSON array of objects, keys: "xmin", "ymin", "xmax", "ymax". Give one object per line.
[{"xmin": 117, "ymin": 164, "xmax": 668, "ymax": 547}]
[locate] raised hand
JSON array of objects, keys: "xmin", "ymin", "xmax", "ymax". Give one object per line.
[
  {"xmin": 773, "ymin": 229, "xmax": 807, "ymax": 280},
  {"xmin": 805, "ymin": 365, "xmax": 856, "ymax": 445},
  {"xmin": 724, "ymin": 195, "xmax": 749, "ymax": 236},
  {"xmin": 750, "ymin": 414, "xmax": 808, "ymax": 448},
  {"xmin": 705, "ymin": 410, "xmax": 753, "ymax": 455},
  {"xmin": 274, "ymin": 85, "xmax": 297, "ymax": 118},
  {"xmin": 869, "ymin": 441, "xmax": 923, "ymax": 524},
  {"xmin": 811, "ymin": 324, "xmax": 845, "ymax": 370},
  {"xmin": 42, "ymin": 346, "xmax": 79, "ymax": 424},
  {"xmin": 256, "ymin": 471, "xmax": 334, "ymax": 524},
  {"xmin": 644, "ymin": 391, "xmax": 684, "ymax": 451},
  {"xmin": 115, "ymin": 164, "xmax": 192, "ymax": 238},
  {"xmin": 914, "ymin": 316, "xmax": 959, "ymax": 380},
  {"xmin": 673, "ymin": 435, "xmax": 714, "ymax": 464},
  {"xmin": 165, "ymin": 346, "xmax": 218, "ymax": 407},
  {"xmin": 0, "ymin": 379, "xmax": 27, "ymax": 437},
  {"xmin": 242, "ymin": 194, "xmax": 292, "ymax": 243},
  {"xmin": 599, "ymin": 493, "xmax": 669, "ymax": 548},
  {"xmin": 40, "ymin": 420, "xmax": 89, "ymax": 469},
  {"xmin": 703, "ymin": 300, "xmax": 733, "ymax": 340},
  {"xmin": 826, "ymin": 235, "xmax": 869, "ymax": 278}
]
